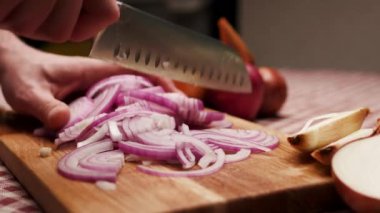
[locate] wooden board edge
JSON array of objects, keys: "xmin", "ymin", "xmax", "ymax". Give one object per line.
[{"xmin": 0, "ymin": 136, "xmax": 68, "ymax": 213}]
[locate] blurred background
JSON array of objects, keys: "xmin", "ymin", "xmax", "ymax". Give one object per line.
[{"xmin": 38, "ymin": 0, "xmax": 380, "ymax": 71}]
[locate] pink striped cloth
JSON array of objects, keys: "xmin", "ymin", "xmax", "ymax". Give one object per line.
[
  {"xmin": 1, "ymin": 69, "xmax": 379, "ymax": 211},
  {"xmin": 257, "ymin": 69, "xmax": 380, "ymax": 134}
]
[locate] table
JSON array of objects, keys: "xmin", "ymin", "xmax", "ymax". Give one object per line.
[{"xmin": 1, "ymin": 69, "xmax": 379, "ymax": 212}]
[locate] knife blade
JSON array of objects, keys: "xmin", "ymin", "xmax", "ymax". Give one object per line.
[{"xmin": 89, "ymin": 2, "xmax": 251, "ymax": 93}]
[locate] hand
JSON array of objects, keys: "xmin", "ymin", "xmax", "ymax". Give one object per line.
[
  {"xmin": 0, "ymin": 31, "xmax": 180, "ymax": 130},
  {"xmin": 0, "ymin": 0, "xmax": 119, "ymax": 42}
]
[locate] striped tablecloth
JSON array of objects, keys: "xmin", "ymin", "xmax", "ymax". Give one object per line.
[{"xmin": 1, "ymin": 69, "xmax": 380, "ymax": 212}]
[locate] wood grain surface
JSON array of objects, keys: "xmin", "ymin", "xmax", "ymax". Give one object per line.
[{"xmin": 0, "ymin": 113, "xmax": 346, "ymax": 213}]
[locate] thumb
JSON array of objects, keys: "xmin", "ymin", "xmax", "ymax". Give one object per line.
[{"xmin": 26, "ymin": 90, "xmax": 70, "ymax": 130}]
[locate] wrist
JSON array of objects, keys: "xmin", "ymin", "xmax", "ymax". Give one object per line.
[
  {"xmin": 0, "ymin": 30, "xmax": 27, "ymax": 54},
  {"xmin": 0, "ymin": 30, "xmax": 31, "ymax": 79}
]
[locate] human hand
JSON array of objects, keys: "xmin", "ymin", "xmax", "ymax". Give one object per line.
[
  {"xmin": 0, "ymin": 31, "xmax": 180, "ymax": 130},
  {"xmin": 0, "ymin": 0, "xmax": 119, "ymax": 42}
]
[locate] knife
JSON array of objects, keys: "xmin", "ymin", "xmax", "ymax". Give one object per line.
[{"xmin": 89, "ymin": 2, "xmax": 251, "ymax": 93}]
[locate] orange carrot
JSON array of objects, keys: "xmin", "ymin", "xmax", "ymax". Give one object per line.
[{"xmin": 217, "ymin": 17, "xmax": 255, "ymax": 64}]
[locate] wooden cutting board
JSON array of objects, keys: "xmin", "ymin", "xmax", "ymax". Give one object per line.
[{"xmin": 0, "ymin": 112, "xmax": 346, "ymax": 212}]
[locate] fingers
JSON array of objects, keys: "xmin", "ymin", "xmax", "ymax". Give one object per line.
[
  {"xmin": 0, "ymin": 0, "xmax": 21, "ymax": 22},
  {"xmin": 33, "ymin": 0, "xmax": 82, "ymax": 43},
  {"xmin": 70, "ymin": 0, "xmax": 120, "ymax": 41},
  {"xmin": 26, "ymin": 89, "xmax": 70, "ymax": 130},
  {"xmin": 0, "ymin": 0, "xmax": 55, "ymax": 38},
  {"xmin": 0, "ymin": 0, "xmax": 118, "ymax": 42}
]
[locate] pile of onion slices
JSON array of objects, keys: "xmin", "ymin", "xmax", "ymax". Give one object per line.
[{"xmin": 52, "ymin": 74, "xmax": 279, "ymax": 182}]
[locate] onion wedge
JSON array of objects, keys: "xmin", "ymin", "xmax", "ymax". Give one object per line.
[{"xmin": 287, "ymin": 107, "xmax": 369, "ymax": 152}]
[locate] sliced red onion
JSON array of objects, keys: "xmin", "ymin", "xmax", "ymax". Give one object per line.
[
  {"xmin": 179, "ymin": 123, "xmax": 191, "ymax": 135},
  {"xmin": 193, "ymin": 128, "xmax": 261, "ymax": 140},
  {"xmin": 191, "ymin": 129, "xmax": 278, "ymax": 152},
  {"xmin": 77, "ymin": 124, "xmax": 108, "ymax": 148},
  {"xmin": 58, "ymin": 140, "xmax": 120, "ymax": 182},
  {"xmin": 250, "ymin": 135, "xmax": 279, "ymax": 152},
  {"xmin": 79, "ymin": 150, "xmax": 124, "ymax": 172},
  {"xmin": 108, "ymin": 121, "xmax": 123, "ymax": 141},
  {"xmin": 184, "ymin": 146, "xmax": 196, "ymax": 162},
  {"xmin": 77, "ymin": 109, "xmax": 153, "ymax": 142},
  {"xmin": 121, "ymin": 113, "xmax": 176, "ymax": 140},
  {"xmin": 115, "ymin": 101, "xmax": 149, "ymax": 112},
  {"xmin": 118, "ymin": 141, "xmax": 176, "ymax": 160},
  {"xmin": 160, "ymin": 93, "xmax": 204, "ymax": 110},
  {"xmin": 65, "ymin": 96, "xmax": 94, "ymax": 128},
  {"xmin": 191, "ymin": 111, "xmax": 225, "ymax": 125},
  {"xmin": 225, "ymin": 149, "xmax": 251, "ymax": 163},
  {"xmin": 117, "ymin": 98, "xmax": 177, "ymax": 115},
  {"xmin": 135, "ymin": 129, "xmax": 177, "ymax": 146},
  {"xmin": 176, "ymin": 142, "xmax": 196, "ymax": 169},
  {"xmin": 136, "ymin": 86, "xmax": 165, "ymax": 94},
  {"xmin": 87, "ymin": 84, "xmax": 120, "ymax": 117},
  {"xmin": 86, "ymin": 75, "xmax": 153, "ymax": 98},
  {"xmin": 206, "ymin": 137, "xmax": 270, "ymax": 152},
  {"xmin": 55, "ymin": 73, "xmax": 281, "ymax": 182},
  {"xmin": 137, "ymin": 149, "xmax": 225, "ymax": 177},
  {"xmin": 55, "ymin": 114, "xmax": 107, "ymax": 146},
  {"xmin": 128, "ymin": 90, "xmax": 179, "ymax": 114}
]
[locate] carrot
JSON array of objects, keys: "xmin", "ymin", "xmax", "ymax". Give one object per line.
[{"xmin": 217, "ymin": 17, "xmax": 255, "ymax": 64}]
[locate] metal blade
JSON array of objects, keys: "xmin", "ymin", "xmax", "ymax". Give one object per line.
[{"xmin": 90, "ymin": 2, "xmax": 251, "ymax": 93}]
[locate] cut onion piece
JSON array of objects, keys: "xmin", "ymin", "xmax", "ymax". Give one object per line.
[
  {"xmin": 129, "ymin": 90, "xmax": 179, "ymax": 114},
  {"xmin": 96, "ymin": 181, "xmax": 117, "ymax": 191},
  {"xmin": 58, "ymin": 140, "xmax": 120, "ymax": 182},
  {"xmin": 121, "ymin": 113, "xmax": 176, "ymax": 140},
  {"xmin": 87, "ymin": 85, "xmax": 120, "ymax": 117},
  {"xmin": 176, "ymin": 144, "xmax": 196, "ymax": 169},
  {"xmin": 77, "ymin": 109, "xmax": 154, "ymax": 142},
  {"xmin": 137, "ymin": 86, "xmax": 165, "ymax": 94},
  {"xmin": 173, "ymin": 134, "xmax": 216, "ymax": 168},
  {"xmin": 225, "ymin": 149, "xmax": 251, "ymax": 163},
  {"xmin": 191, "ymin": 130, "xmax": 273, "ymax": 152},
  {"xmin": 87, "ymin": 75, "xmax": 153, "ymax": 98},
  {"xmin": 135, "ymin": 129, "xmax": 177, "ymax": 146},
  {"xmin": 118, "ymin": 141, "xmax": 176, "ymax": 160},
  {"xmin": 79, "ymin": 150, "xmax": 124, "ymax": 172},
  {"xmin": 65, "ymin": 97, "xmax": 94, "ymax": 128},
  {"xmin": 194, "ymin": 128, "xmax": 261, "ymax": 139},
  {"xmin": 137, "ymin": 149, "xmax": 225, "ymax": 177},
  {"xmin": 108, "ymin": 121, "xmax": 123, "ymax": 141},
  {"xmin": 56, "ymin": 114, "xmax": 107, "ymax": 146},
  {"xmin": 77, "ymin": 124, "xmax": 108, "ymax": 148}
]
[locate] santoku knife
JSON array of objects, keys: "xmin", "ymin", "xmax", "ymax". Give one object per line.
[{"xmin": 90, "ymin": 2, "xmax": 251, "ymax": 93}]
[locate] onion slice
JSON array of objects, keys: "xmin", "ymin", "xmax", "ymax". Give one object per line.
[
  {"xmin": 137, "ymin": 149, "xmax": 225, "ymax": 177},
  {"xmin": 79, "ymin": 150, "xmax": 124, "ymax": 172},
  {"xmin": 87, "ymin": 75, "xmax": 153, "ymax": 98},
  {"xmin": 225, "ymin": 149, "xmax": 251, "ymax": 163},
  {"xmin": 58, "ymin": 140, "xmax": 120, "ymax": 182}
]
